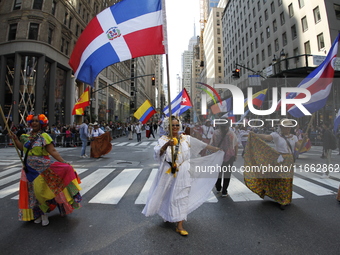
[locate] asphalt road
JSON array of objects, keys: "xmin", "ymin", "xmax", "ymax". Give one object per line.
[{"xmin": 0, "ymin": 132, "xmax": 340, "ymax": 255}]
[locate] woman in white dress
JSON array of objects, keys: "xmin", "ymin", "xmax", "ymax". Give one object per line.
[{"xmin": 142, "ymin": 116, "xmax": 224, "ymax": 236}]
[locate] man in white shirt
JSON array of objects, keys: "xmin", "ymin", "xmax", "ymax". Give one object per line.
[{"xmin": 79, "ymin": 119, "xmax": 89, "ymax": 158}]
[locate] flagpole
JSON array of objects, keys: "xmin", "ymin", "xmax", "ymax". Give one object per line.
[
  {"xmin": 165, "ymin": 54, "xmax": 174, "ymax": 165},
  {"xmin": 0, "ymin": 105, "xmax": 24, "ymax": 165},
  {"xmin": 298, "ymin": 113, "xmax": 314, "ymax": 153}
]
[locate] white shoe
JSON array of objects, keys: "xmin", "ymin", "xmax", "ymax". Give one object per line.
[
  {"xmin": 34, "ymin": 217, "xmax": 42, "ymax": 224},
  {"xmin": 84, "ymin": 154, "xmax": 89, "ymax": 158},
  {"xmin": 41, "ymin": 214, "xmax": 49, "ymax": 226}
]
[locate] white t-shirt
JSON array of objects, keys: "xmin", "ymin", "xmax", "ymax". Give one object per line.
[{"xmin": 271, "ymin": 132, "xmax": 298, "ymax": 154}]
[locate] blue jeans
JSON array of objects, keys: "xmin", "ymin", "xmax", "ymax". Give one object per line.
[{"xmin": 80, "ymin": 138, "xmax": 87, "ymax": 156}]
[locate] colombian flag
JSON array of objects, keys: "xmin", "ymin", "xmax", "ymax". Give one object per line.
[
  {"xmin": 72, "ymin": 86, "xmax": 90, "ymax": 115},
  {"xmin": 134, "ymin": 100, "xmax": 157, "ymax": 124}
]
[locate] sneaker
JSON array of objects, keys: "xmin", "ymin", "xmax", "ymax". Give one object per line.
[
  {"xmin": 221, "ymin": 193, "xmax": 228, "ymax": 197},
  {"xmin": 34, "ymin": 217, "xmax": 42, "ymax": 224},
  {"xmin": 84, "ymin": 154, "xmax": 89, "ymax": 158},
  {"xmin": 41, "ymin": 214, "xmax": 49, "ymax": 226},
  {"xmin": 216, "ymin": 189, "xmax": 221, "ymax": 194}
]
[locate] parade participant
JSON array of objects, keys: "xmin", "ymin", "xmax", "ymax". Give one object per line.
[
  {"xmin": 210, "ymin": 119, "xmax": 238, "ymax": 197},
  {"xmin": 142, "ymin": 116, "xmax": 224, "ymax": 236},
  {"xmin": 321, "ymin": 122, "xmax": 337, "ymax": 178},
  {"xmin": 79, "ymin": 118, "xmax": 89, "ymax": 158},
  {"xmin": 90, "ymin": 122, "xmax": 112, "ymax": 158},
  {"xmin": 244, "ymin": 119, "xmax": 299, "ymax": 210},
  {"xmin": 9, "ymin": 114, "xmax": 82, "ymax": 226},
  {"xmin": 135, "ymin": 122, "xmax": 142, "ymax": 142}
]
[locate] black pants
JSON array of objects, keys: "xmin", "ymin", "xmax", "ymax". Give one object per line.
[
  {"xmin": 215, "ymin": 158, "xmax": 235, "ymax": 194},
  {"xmin": 137, "ymin": 133, "xmax": 141, "ymax": 142}
]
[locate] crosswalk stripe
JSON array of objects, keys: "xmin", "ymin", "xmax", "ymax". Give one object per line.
[
  {"xmin": 0, "ymin": 167, "xmax": 22, "ymax": 178},
  {"xmin": 0, "ymin": 183, "xmax": 19, "ymax": 198},
  {"xmin": 128, "ymin": 142, "xmax": 138, "ymax": 146},
  {"xmin": 0, "ymin": 167, "xmax": 339, "ymax": 204},
  {"xmin": 80, "ymin": 168, "xmax": 115, "ymax": 196},
  {"xmin": 115, "ymin": 142, "xmax": 129, "ymax": 146},
  {"xmin": 293, "ymin": 177, "xmax": 335, "ymax": 196},
  {"xmin": 139, "ymin": 142, "xmax": 150, "ymax": 146},
  {"xmin": 89, "ymin": 168, "xmax": 142, "ymax": 204},
  {"xmin": 229, "ymin": 175, "xmax": 263, "ymax": 201},
  {"xmin": 135, "ymin": 168, "xmax": 158, "ymax": 204},
  {"xmin": 0, "ymin": 172, "xmax": 20, "ymax": 186}
]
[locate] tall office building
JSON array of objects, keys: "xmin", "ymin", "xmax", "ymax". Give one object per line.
[{"xmin": 221, "ymin": 0, "xmax": 340, "ymax": 122}]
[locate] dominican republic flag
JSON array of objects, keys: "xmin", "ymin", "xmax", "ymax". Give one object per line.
[
  {"xmin": 163, "ymin": 88, "xmax": 192, "ymax": 116},
  {"xmin": 279, "ymin": 33, "xmax": 340, "ymax": 118},
  {"xmin": 69, "ymin": 0, "xmax": 167, "ymax": 86}
]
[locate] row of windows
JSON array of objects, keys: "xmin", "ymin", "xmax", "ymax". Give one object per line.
[
  {"xmin": 224, "ymin": 33, "xmax": 323, "ymax": 75},
  {"xmin": 224, "ymin": 4, "xmax": 325, "ymax": 60}
]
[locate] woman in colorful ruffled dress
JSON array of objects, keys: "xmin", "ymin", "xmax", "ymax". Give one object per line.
[
  {"xmin": 142, "ymin": 116, "xmax": 224, "ymax": 236},
  {"xmin": 9, "ymin": 114, "xmax": 82, "ymax": 226},
  {"xmin": 244, "ymin": 119, "xmax": 298, "ymax": 210}
]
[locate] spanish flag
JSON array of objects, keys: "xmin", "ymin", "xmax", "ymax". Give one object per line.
[
  {"xmin": 134, "ymin": 100, "xmax": 157, "ymax": 124},
  {"xmin": 72, "ymin": 86, "xmax": 90, "ymax": 115}
]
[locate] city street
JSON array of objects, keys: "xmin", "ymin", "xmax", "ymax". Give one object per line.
[{"xmin": 0, "ymin": 132, "xmax": 340, "ymax": 255}]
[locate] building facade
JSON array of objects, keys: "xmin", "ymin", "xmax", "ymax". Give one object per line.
[{"xmin": 0, "ymin": 0, "xmax": 162, "ymax": 127}]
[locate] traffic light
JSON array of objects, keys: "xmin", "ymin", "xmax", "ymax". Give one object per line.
[
  {"xmin": 232, "ymin": 68, "xmax": 240, "ymax": 78},
  {"xmin": 151, "ymin": 76, "xmax": 155, "ymax": 85}
]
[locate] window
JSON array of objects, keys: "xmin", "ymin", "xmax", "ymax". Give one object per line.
[
  {"xmin": 260, "ymin": 32, "xmax": 264, "ymax": 43},
  {"xmin": 255, "ymin": 38, "xmax": 258, "ymax": 48},
  {"xmin": 265, "ymin": 9, "xmax": 268, "ymax": 21},
  {"xmin": 298, "ymin": 0, "xmax": 304, "ymax": 8},
  {"xmin": 76, "ymin": 24, "xmax": 79, "ymax": 36},
  {"xmin": 282, "ymin": 32, "xmax": 287, "ymax": 46},
  {"xmin": 52, "ymin": 0, "xmax": 57, "ymax": 15},
  {"xmin": 293, "ymin": 47, "xmax": 299, "ymax": 62},
  {"xmin": 13, "ymin": 0, "xmax": 22, "ymax": 10},
  {"xmin": 64, "ymin": 12, "xmax": 68, "ymax": 25},
  {"xmin": 28, "ymin": 23, "xmax": 39, "ymax": 40},
  {"xmin": 313, "ymin": 6, "xmax": 321, "ymax": 23},
  {"xmin": 268, "ymin": 44, "xmax": 272, "ymax": 57},
  {"xmin": 250, "ymin": 28, "xmax": 253, "ymax": 37},
  {"xmin": 273, "ymin": 19, "xmax": 277, "ymax": 32},
  {"xmin": 335, "ymin": 4, "xmax": 340, "ymax": 20},
  {"xmin": 257, "ymin": 1, "xmax": 261, "ymax": 11},
  {"xmin": 266, "ymin": 26, "xmax": 270, "ymax": 38},
  {"xmin": 8, "ymin": 24, "xmax": 17, "ymax": 41},
  {"xmin": 288, "ymin": 4, "xmax": 294, "ymax": 17},
  {"xmin": 291, "ymin": 25, "xmax": 297, "ymax": 39},
  {"xmin": 48, "ymin": 28, "xmax": 53, "ymax": 44},
  {"xmin": 259, "ymin": 16, "xmax": 263, "ymax": 26},
  {"xmin": 275, "ymin": 38, "xmax": 279, "ymax": 51},
  {"xmin": 256, "ymin": 54, "xmax": 260, "ymax": 65},
  {"xmin": 33, "ymin": 0, "xmax": 43, "ymax": 9},
  {"xmin": 254, "ymin": 22, "xmax": 257, "ymax": 32},
  {"xmin": 280, "ymin": 12, "xmax": 285, "ymax": 25},
  {"xmin": 317, "ymin": 33, "xmax": 325, "ymax": 50},
  {"xmin": 278, "ymin": 0, "xmax": 282, "ymax": 6},
  {"xmin": 253, "ymin": 7, "xmax": 256, "ymax": 18},
  {"xmin": 262, "ymin": 49, "xmax": 265, "ymax": 61},
  {"xmin": 271, "ymin": 2, "xmax": 275, "ymax": 14},
  {"xmin": 301, "ymin": 16, "xmax": 308, "ymax": 32},
  {"xmin": 304, "ymin": 41, "xmax": 311, "ymax": 54}
]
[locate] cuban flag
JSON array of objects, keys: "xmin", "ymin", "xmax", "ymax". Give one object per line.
[
  {"xmin": 281, "ymin": 33, "xmax": 340, "ymax": 118},
  {"xmin": 163, "ymin": 88, "xmax": 192, "ymax": 116},
  {"xmin": 69, "ymin": 0, "xmax": 167, "ymax": 86}
]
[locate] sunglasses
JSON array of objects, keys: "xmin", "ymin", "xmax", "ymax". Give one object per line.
[{"xmin": 172, "ymin": 124, "xmax": 180, "ymax": 127}]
